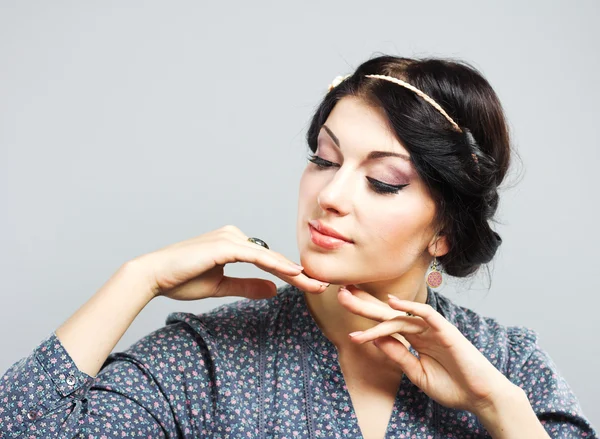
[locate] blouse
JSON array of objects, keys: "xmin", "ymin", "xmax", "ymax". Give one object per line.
[{"xmin": 0, "ymin": 283, "xmax": 597, "ymax": 438}]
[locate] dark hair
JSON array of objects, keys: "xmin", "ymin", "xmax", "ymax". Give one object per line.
[{"xmin": 306, "ymin": 54, "xmax": 513, "ymax": 278}]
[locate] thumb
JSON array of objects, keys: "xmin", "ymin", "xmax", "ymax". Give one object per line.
[{"xmin": 214, "ymin": 276, "xmax": 278, "ymax": 300}]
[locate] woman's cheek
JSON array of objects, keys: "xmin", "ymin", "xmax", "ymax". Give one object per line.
[{"xmin": 367, "ymin": 196, "xmax": 432, "ymax": 249}]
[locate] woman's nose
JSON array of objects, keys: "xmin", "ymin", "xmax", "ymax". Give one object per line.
[{"xmin": 317, "ymin": 172, "xmax": 353, "ymax": 216}]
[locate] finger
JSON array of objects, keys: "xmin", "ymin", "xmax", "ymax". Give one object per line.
[
  {"xmin": 274, "ymin": 270, "xmax": 329, "ymax": 295},
  {"xmin": 213, "ymin": 276, "xmax": 278, "ymax": 300},
  {"xmin": 235, "ymin": 241, "xmax": 304, "ymax": 275},
  {"xmin": 387, "ymin": 295, "xmax": 449, "ymax": 332},
  {"xmin": 231, "ymin": 244, "xmax": 328, "ymax": 294},
  {"xmin": 228, "ymin": 229, "xmax": 305, "ymax": 272},
  {"xmin": 349, "ymin": 317, "xmax": 428, "ymax": 344},
  {"xmin": 239, "ymin": 240, "xmax": 305, "ymax": 273},
  {"xmin": 373, "ymin": 336, "xmax": 425, "ymax": 387},
  {"xmin": 216, "ymin": 241, "xmax": 303, "ymax": 278},
  {"xmin": 344, "ymin": 285, "xmax": 390, "ymax": 309},
  {"xmin": 216, "ymin": 240, "xmax": 328, "ymax": 295},
  {"xmin": 234, "ymin": 240, "xmax": 330, "ymax": 294},
  {"xmin": 338, "ymin": 287, "xmax": 406, "ymax": 322}
]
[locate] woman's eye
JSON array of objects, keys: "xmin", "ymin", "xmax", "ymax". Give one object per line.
[
  {"xmin": 366, "ymin": 177, "xmax": 409, "ymax": 195},
  {"xmin": 307, "ymin": 154, "xmax": 409, "ymax": 195},
  {"xmin": 307, "ymin": 154, "xmax": 338, "ymax": 169}
]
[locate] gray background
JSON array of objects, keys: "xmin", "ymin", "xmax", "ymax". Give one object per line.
[{"xmin": 1, "ymin": 0, "xmax": 598, "ymax": 427}]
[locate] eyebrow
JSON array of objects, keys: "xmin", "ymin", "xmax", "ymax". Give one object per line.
[{"xmin": 321, "ymin": 124, "xmax": 411, "ymax": 162}]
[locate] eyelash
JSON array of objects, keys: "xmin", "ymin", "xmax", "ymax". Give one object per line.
[{"xmin": 307, "ymin": 154, "xmax": 409, "ymax": 195}]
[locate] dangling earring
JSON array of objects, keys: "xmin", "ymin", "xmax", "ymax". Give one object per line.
[{"xmin": 426, "ymin": 254, "xmax": 443, "ymax": 289}]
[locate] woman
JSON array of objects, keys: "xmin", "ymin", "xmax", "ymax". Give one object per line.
[{"xmin": 0, "ymin": 55, "xmax": 596, "ymax": 438}]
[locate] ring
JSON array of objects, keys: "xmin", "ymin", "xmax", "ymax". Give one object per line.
[{"xmin": 248, "ymin": 237, "xmax": 269, "ymax": 249}]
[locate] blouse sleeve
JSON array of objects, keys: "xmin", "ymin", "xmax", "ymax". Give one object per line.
[
  {"xmin": 0, "ymin": 320, "xmax": 214, "ymax": 438},
  {"xmin": 507, "ymin": 327, "xmax": 598, "ymax": 438}
]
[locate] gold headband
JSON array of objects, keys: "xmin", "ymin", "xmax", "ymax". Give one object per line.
[{"xmin": 328, "ymin": 73, "xmax": 479, "ymax": 165}]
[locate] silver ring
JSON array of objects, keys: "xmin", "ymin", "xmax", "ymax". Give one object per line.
[{"xmin": 248, "ymin": 237, "xmax": 269, "ymax": 249}]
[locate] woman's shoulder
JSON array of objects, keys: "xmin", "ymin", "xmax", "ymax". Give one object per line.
[
  {"xmin": 431, "ymin": 293, "xmax": 595, "ymax": 432},
  {"xmin": 431, "ymin": 290, "xmax": 540, "ymax": 372}
]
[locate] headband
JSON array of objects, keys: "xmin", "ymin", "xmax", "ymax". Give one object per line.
[{"xmin": 328, "ymin": 73, "xmax": 480, "ymax": 166}]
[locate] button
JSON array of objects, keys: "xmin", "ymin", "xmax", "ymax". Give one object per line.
[
  {"xmin": 66, "ymin": 375, "xmax": 76, "ymax": 386},
  {"xmin": 27, "ymin": 410, "xmax": 38, "ymax": 420}
]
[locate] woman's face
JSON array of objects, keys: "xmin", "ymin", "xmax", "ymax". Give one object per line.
[{"xmin": 296, "ymin": 96, "xmax": 443, "ymax": 287}]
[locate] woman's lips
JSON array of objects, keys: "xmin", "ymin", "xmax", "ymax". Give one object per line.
[{"xmin": 308, "ymin": 223, "xmax": 353, "ymax": 250}]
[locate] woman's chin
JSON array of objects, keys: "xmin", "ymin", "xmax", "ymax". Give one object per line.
[{"xmin": 298, "ymin": 260, "xmax": 354, "ymax": 285}]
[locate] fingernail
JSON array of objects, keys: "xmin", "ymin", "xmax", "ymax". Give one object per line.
[
  {"xmin": 291, "ymin": 263, "xmax": 304, "ymax": 270},
  {"xmin": 387, "ymin": 294, "xmax": 399, "ymax": 301},
  {"xmin": 321, "ymin": 283, "xmax": 330, "ymax": 289},
  {"xmin": 349, "ymin": 331, "xmax": 363, "ymax": 337}
]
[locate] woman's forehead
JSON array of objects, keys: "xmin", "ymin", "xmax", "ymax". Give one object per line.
[{"xmin": 320, "ymin": 96, "xmax": 411, "ymax": 159}]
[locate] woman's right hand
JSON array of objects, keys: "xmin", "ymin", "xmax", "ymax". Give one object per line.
[{"xmin": 130, "ymin": 225, "xmax": 328, "ymax": 301}]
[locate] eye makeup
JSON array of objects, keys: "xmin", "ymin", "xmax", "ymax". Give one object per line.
[{"xmin": 306, "ymin": 154, "xmax": 410, "ymax": 195}]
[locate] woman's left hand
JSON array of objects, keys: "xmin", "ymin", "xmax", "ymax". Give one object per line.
[{"xmin": 338, "ymin": 285, "xmax": 519, "ymax": 416}]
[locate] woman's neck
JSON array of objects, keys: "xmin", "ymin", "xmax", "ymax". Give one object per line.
[{"xmin": 302, "ymin": 272, "xmax": 429, "ymax": 353}]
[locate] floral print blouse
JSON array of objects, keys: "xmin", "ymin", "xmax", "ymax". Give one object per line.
[{"xmin": 0, "ymin": 283, "xmax": 597, "ymax": 438}]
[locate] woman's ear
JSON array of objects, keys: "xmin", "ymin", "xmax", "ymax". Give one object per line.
[{"xmin": 428, "ymin": 233, "xmax": 450, "ymax": 258}]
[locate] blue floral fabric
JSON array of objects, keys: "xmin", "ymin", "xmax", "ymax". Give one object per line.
[{"xmin": 0, "ymin": 284, "xmax": 597, "ymax": 438}]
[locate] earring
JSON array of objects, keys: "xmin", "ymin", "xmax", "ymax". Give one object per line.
[{"xmin": 426, "ymin": 255, "xmax": 443, "ymax": 288}]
